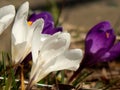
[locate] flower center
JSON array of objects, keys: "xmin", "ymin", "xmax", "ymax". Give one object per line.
[
  {"xmin": 106, "ymin": 32, "xmax": 110, "ymax": 38},
  {"xmin": 28, "ymin": 21, "xmax": 33, "ymax": 26}
]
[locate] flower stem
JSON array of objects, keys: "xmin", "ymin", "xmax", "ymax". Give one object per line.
[
  {"xmin": 20, "ymin": 65, "xmax": 25, "ymax": 90},
  {"xmin": 25, "ymin": 79, "xmax": 34, "ymax": 90}
]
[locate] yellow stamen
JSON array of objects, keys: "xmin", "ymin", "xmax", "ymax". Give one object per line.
[
  {"xmin": 28, "ymin": 21, "xmax": 33, "ymax": 26},
  {"xmin": 106, "ymin": 32, "xmax": 110, "ymax": 38}
]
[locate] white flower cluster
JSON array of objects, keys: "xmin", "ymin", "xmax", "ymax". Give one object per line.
[{"xmin": 0, "ymin": 1, "xmax": 83, "ymax": 87}]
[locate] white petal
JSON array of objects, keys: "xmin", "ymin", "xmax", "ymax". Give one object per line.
[
  {"xmin": 40, "ymin": 32, "xmax": 71, "ymax": 61},
  {"xmin": 33, "ymin": 49, "xmax": 83, "ymax": 83},
  {"xmin": 23, "ymin": 19, "xmax": 45, "ymax": 61},
  {"xmin": 30, "ymin": 56, "xmax": 44, "ymax": 82},
  {"xmin": 11, "ymin": 2, "xmax": 29, "ymax": 63},
  {"xmin": 32, "ymin": 19, "xmax": 44, "ymax": 62},
  {"xmin": 0, "ymin": 5, "xmax": 15, "ymax": 19},
  {"xmin": 0, "ymin": 23, "xmax": 5, "ymax": 35},
  {"xmin": 12, "ymin": 1, "xmax": 29, "ymax": 44},
  {"xmin": 30, "ymin": 32, "xmax": 71, "ymax": 83},
  {"xmin": 12, "ymin": 19, "xmax": 28, "ymax": 44},
  {"xmin": 30, "ymin": 32, "xmax": 70, "ymax": 83},
  {"xmin": 28, "ymin": 18, "xmax": 44, "ymax": 42},
  {"xmin": 12, "ymin": 42, "xmax": 26, "ymax": 64},
  {"xmin": 31, "ymin": 66, "xmax": 50, "ymax": 83},
  {"xmin": 15, "ymin": 1, "xmax": 29, "ymax": 20},
  {"xmin": 48, "ymin": 49, "xmax": 83, "ymax": 71},
  {"xmin": 0, "ymin": 5, "xmax": 15, "ymax": 35}
]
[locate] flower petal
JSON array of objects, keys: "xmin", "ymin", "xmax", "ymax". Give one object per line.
[
  {"xmin": 101, "ymin": 42, "xmax": 120, "ymax": 61},
  {"xmin": 0, "ymin": 5, "xmax": 15, "ymax": 35},
  {"xmin": 12, "ymin": 1, "xmax": 29, "ymax": 44},
  {"xmin": 30, "ymin": 49, "xmax": 83, "ymax": 83},
  {"xmin": 40, "ymin": 32, "xmax": 71, "ymax": 61},
  {"xmin": 47, "ymin": 49, "xmax": 83, "ymax": 71},
  {"xmin": 28, "ymin": 12, "xmax": 53, "ymax": 22},
  {"xmin": 27, "ymin": 18, "xmax": 44, "ymax": 43},
  {"xmin": 15, "ymin": 1, "xmax": 29, "ymax": 20},
  {"xmin": 30, "ymin": 32, "xmax": 71, "ymax": 83},
  {"xmin": 32, "ymin": 19, "xmax": 49, "ymax": 63},
  {"xmin": 42, "ymin": 26, "xmax": 63, "ymax": 35},
  {"xmin": 12, "ymin": 41, "xmax": 26, "ymax": 64},
  {"xmin": 85, "ymin": 21, "xmax": 115, "ymax": 54}
]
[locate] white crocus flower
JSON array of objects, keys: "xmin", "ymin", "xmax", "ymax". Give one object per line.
[
  {"xmin": 11, "ymin": 1, "xmax": 44, "ymax": 64},
  {"xmin": 29, "ymin": 27, "xmax": 83, "ymax": 87},
  {"xmin": 0, "ymin": 5, "xmax": 15, "ymax": 35}
]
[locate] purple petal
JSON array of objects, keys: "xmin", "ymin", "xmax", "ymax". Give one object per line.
[
  {"xmin": 28, "ymin": 12, "xmax": 54, "ymax": 22},
  {"xmin": 28, "ymin": 12, "xmax": 54, "ymax": 33},
  {"xmin": 85, "ymin": 21, "xmax": 116, "ymax": 54},
  {"xmin": 42, "ymin": 26, "xmax": 63, "ymax": 35},
  {"xmin": 81, "ymin": 48, "xmax": 108, "ymax": 67},
  {"xmin": 101, "ymin": 42, "xmax": 120, "ymax": 61}
]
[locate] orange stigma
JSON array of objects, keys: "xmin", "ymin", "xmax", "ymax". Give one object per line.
[
  {"xmin": 28, "ymin": 21, "xmax": 33, "ymax": 26},
  {"xmin": 106, "ymin": 32, "xmax": 110, "ymax": 38}
]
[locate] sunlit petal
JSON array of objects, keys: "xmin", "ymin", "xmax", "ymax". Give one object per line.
[
  {"xmin": 40, "ymin": 32, "xmax": 70, "ymax": 61},
  {"xmin": 27, "ymin": 18, "xmax": 44, "ymax": 44},
  {"xmin": 12, "ymin": 1, "xmax": 29, "ymax": 44},
  {"xmin": 30, "ymin": 32, "xmax": 71, "ymax": 83},
  {"xmin": 15, "ymin": 1, "xmax": 29, "ymax": 20},
  {"xmin": 46, "ymin": 49, "xmax": 83, "ymax": 72},
  {"xmin": 31, "ymin": 19, "xmax": 46, "ymax": 63},
  {"xmin": 11, "ymin": 1, "xmax": 33, "ymax": 64},
  {"xmin": 12, "ymin": 42, "xmax": 26, "ymax": 64}
]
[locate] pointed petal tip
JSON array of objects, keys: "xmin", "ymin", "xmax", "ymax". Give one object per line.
[
  {"xmin": 33, "ymin": 18, "xmax": 44, "ymax": 25},
  {"xmin": 17, "ymin": 1, "xmax": 29, "ymax": 12},
  {"xmin": 38, "ymin": 18, "xmax": 44, "ymax": 24},
  {"xmin": 23, "ymin": 1, "xmax": 29, "ymax": 10},
  {"xmin": 94, "ymin": 21, "xmax": 111, "ymax": 27},
  {"xmin": 7, "ymin": 4, "xmax": 15, "ymax": 9},
  {"xmin": 15, "ymin": 1, "xmax": 29, "ymax": 21},
  {"xmin": 99, "ymin": 21, "xmax": 111, "ymax": 24},
  {"xmin": 22, "ymin": 1, "xmax": 29, "ymax": 6},
  {"xmin": 0, "ymin": 4, "xmax": 15, "ymax": 15},
  {"xmin": 19, "ymin": 1, "xmax": 29, "ymax": 12},
  {"xmin": 89, "ymin": 21, "xmax": 112, "ymax": 33},
  {"xmin": 6, "ymin": 5, "xmax": 15, "ymax": 11},
  {"xmin": 31, "ymin": 18, "xmax": 44, "ymax": 31}
]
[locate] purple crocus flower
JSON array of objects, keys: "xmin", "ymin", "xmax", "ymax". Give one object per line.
[
  {"xmin": 28, "ymin": 12, "xmax": 62, "ymax": 35},
  {"xmin": 69, "ymin": 21, "xmax": 120, "ymax": 82},
  {"xmin": 82, "ymin": 21, "xmax": 119, "ymax": 66}
]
